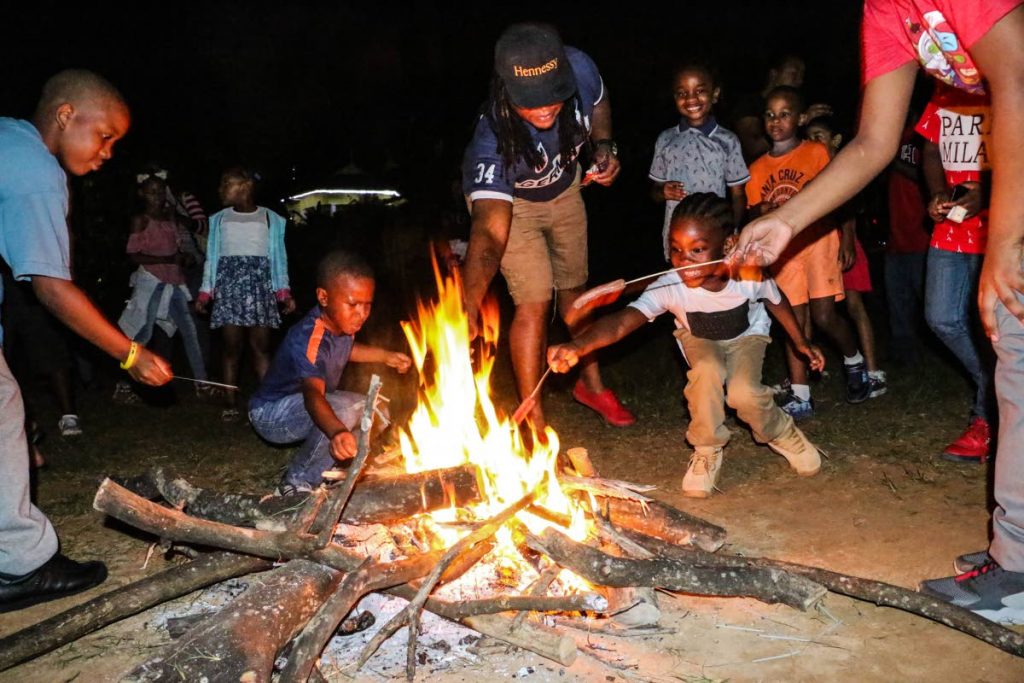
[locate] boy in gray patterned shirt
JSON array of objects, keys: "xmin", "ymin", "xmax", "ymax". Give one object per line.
[{"xmin": 650, "ymin": 62, "xmax": 749, "ymax": 261}]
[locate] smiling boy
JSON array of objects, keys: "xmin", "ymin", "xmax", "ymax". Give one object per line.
[
  {"xmin": 649, "ymin": 62, "xmax": 749, "ymax": 261},
  {"xmin": 248, "ymin": 250, "xmax": 411, "ymax": 493},
  {"xmin": 1, "ymin": 70, "xmax": 172, "ymax": 612}
]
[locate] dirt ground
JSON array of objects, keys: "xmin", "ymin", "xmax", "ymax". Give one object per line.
[{"xmin": 2, "ymin": 329, "xmax": 1022, "ymax": 683}]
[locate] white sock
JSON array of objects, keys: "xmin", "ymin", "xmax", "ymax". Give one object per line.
[
  {"xmin": 844, "ymin": 352, "xmax": 864, "ymax": 366},
  {"xmin": 792, "ymin": 384, "xmax": 811, "ymax": 401}
]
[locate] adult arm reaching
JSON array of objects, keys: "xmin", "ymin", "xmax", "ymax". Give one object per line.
[{"xmin": 462, "ymin": 198, "xmax": 513, "ymax": 335}]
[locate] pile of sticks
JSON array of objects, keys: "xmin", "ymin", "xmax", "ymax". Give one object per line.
[{"xmin": 2, "ymin": 381, "xmax": 1024, "ymax": 681}]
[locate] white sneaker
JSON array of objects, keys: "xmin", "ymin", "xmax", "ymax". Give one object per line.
[
  {"xmin": 58, "ymin": 414, "xmax": 82, "ymax": 437},
  {"xmin": 768, "ymin": 422, "xmax": 821, "ymax": 476},
  {"xmin": 681, "ymin": 446, "xmax": 723, "ymax": 498}
]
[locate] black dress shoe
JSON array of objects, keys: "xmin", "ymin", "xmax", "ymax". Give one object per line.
[{"xmin": 0, "ymin": 553, "xmax": 107, "ymax": 613}]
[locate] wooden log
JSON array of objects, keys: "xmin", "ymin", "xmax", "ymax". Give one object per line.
[
  {"xmin": 316, "ymin": 374, "xmax": 382, "ymax": 548},
  {"xmin": 622, "ymin": 529, "xmax": 1024, "ymax": 659},
  {"xmin": 356, "ymin": 489, "xmax": 538, "ymax": 677},
  {"xmin": 116, "ymin": 463, "xmax": 482, "ymax": 530},
  {"xmin": 589, "ymin": 515, "xmax": 661, "ymax": 627},
  {"xmin": 528, "ymin": 527, "xmax": 826, "ymax": 611},
  {"xmin": 563, "ymin": 448, "xmax": 660, "ymax": 626},
  {"xmin": 122, "ymin": 559, "xmax": 343, "ymax": 683},
  {"xmin": 596, "ymin": 496, "xmax": 726, "ymax": 552},
  {"xmin": 433, "ymin": 592, "xmax": 608, "ymax": 619},
  {"xmin": 94, "ymin": 480, "xmax": 577, "ymax": 667},
  {"xmin": 381, "ymin": 584, "xmax": 579, "ymax": 666},
  {"xmin": 463, "ymin": 614, "xmax": 577, "ymax": 666},
  {"xmin": 0, "ymin": 552, "xmax": 270, "ymax": 672},
  {"xmin": 279, "ymin": 550, "xmax": 441, "ymax": 683}
]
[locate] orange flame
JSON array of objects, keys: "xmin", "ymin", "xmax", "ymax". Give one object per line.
[{"xmin": 398, "ymin": 258, "xmax": 588, "ymax": 584}]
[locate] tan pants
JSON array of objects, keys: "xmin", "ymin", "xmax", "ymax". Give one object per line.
[{"xmin": 675, "ymin": 330, "xmax": 792, "ymax": 448}]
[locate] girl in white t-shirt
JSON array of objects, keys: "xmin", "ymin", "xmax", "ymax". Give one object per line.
[
  {"xmin": 548, "ymin": 193, "xmax": 824, "ymax": 497},
  {"xmin": 197, "ymin": 167, "xmax": 295, "ymax": 421}
]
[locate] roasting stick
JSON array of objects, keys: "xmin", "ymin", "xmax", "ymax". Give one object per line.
[
  {"xmin": 511, "ymin": 367, "xmax": 553, "ymax": 424},
  {"xmin": 572, "ymin": 258, "xmax": 727, "ymax": 311},
  {"xmin": 173, "ymin": 376, "xmax": 239, "ymax": 390}
]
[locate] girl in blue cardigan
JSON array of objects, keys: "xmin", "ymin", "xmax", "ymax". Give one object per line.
[{"xmin": 197, "ymin": 167, "xmax": 295, "ymax": 420}]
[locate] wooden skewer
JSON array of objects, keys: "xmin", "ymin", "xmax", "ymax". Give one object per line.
[
  {"xmin": 511, "ymin": 367, "xmax": 553, "ymax": 424},
  {"xmin": 173, "ymin": 376, "xmax": 239, "ymax": 390},
  {"xmin": 572, "ymin": 259, "xmax": 727, "ymax": 311}
]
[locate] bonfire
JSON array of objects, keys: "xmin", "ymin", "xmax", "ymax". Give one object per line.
[{"xmin": 1, "ymin": 261, "xmax": 1022, "ymax": 682}]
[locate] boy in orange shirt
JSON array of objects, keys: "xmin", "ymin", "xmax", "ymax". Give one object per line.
[{"xmin": 745, "ymin": 86, "xmax": 868, "ymax": 418}]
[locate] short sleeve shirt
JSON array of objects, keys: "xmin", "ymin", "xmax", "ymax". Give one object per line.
[
  {"xmin": 0, "ymin": 118, "xmax": 71, "ymax": 337},
  {"xmin": 745, "ymin": 141, "xmax": 831, "ymax": 208},
  {"xmin": 649, "ymin": 118, "xmax": 749, "ymax": 250},
  {"xmin": 249, "ymin": 306, "xmax": 354, "ymax": 410},
  {"xmin": 861, "ymin": 0, "xmax": 1022, "ymax": 92},
  {"xmin": 629, "ymin": 271, "xmax": 782, "ymax": 339},
  {"xmin": 462, "ymin": 47, "xmax": 604, "ymax": 204},
  {"xmin": 915, "ymin": 84, "xmax": 991, "ymax": 253}
]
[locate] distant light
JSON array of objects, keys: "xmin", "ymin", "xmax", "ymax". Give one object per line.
[{"xmin": 287, "ymin": 188, "xmax": 401, "ymax": 200}]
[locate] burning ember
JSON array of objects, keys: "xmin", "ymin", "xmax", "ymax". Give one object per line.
[{"xmin": 396, "ymin": 260, "xmax": 590, "ymax": 591}]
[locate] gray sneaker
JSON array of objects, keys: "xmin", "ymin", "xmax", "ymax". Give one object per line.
[
  {"xmin": 953, "ymin": 550, "xmax": 991, "ymax": 574},
  {"xmin": 919, "ymin": 561, "xmax": 1024, "ymax": 624}
]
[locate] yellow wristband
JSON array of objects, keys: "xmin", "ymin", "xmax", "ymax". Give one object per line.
[{"xmin": 120, "ymin": 341, "xmax": 140, "ymax": 370}]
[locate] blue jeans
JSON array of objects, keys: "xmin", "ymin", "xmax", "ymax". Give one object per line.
[
  {"xmin": 991, "ymin": 295, "xmax": 1024, "ymax": 571},
  {"xmin": 249, "ymin": 390, "xmax": 366, "ymax": 488},
  {"xmin": 924, "ymin": 248, "xmax": 994, "ymax": 421},
  {"xmin": 135, "ymin": 285, "xmax": 207, "ymax": 380},
  {"xmin": 884, "ymin": 251, "xmax": 926, "ymax": 364}
]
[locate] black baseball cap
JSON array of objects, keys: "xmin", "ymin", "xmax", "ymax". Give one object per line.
[{"xmin": 494, "ymin": 23, "xmax": 577, "ymax": 109}]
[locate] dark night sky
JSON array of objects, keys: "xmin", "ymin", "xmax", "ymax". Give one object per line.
[{"xmin": 2, "ymin": 1, "xmax": 866, "ymax": 197}]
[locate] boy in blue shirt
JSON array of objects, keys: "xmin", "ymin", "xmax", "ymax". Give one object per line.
[
  {"xmin": 249, "ymin": 251, "xmax": 411, "ymax": 493},
  {"xmin": 0, "ymin": 70, "xmax": 172, "ymax": 612}
]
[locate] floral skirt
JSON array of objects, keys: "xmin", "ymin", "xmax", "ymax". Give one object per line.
[{"xmin": 210, "ymin": 256, "xmax": 281, "ymax": 329}]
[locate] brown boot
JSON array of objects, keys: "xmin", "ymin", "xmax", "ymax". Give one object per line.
[{"xmin": 768, "ymin": 422, "xmax": 821, "ymax": 476}]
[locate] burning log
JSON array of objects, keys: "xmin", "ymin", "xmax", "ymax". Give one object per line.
[
  {"xmin": 595, "ymin": 496, "xmax": 727, "ymax": 552},
  {"xmin": 93, "ymin": 479, "xmax": 581, "ymax": 668},
  {"xmin": 0, "ymin": 552, "xmax": 271, "ymax": 673},
  {"xmin": 116, "ymin": 463, "xmax": 483, "ymax": 529},
  {"xmin": 355, "ymin": 488, "xmax": 539, "ymax": 680},
  {"xmin": 527, "ymin": 527, "xmax": 826, "ymax": 611},
  {"xmin": 123, "ymin": 559, "xmax": 344, "ymax": 683},
  {"xmin": 383, "ymin": 584, "xmax": 580, "ymax": 666},
  {"xmin": 622, "ymin": 529, "xmax": 1024, "ymax": 659}
]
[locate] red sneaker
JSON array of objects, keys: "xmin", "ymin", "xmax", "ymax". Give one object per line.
[
  {"xmin": 941, "ymin": 417, "xmax": 990, "ymax": 463},
  {"xmin": 572, "ymin": 381, "xmax": 636, "ymax": 427}
]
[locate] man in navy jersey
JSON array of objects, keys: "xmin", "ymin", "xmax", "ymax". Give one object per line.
[{"xmin": 461, "ymin": 22, "xmax": 634, "ymax": 430}]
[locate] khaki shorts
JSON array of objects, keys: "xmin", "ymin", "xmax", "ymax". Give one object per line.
[
  {"xmin": 498, "ymin": 173, "xmax": 588, "ymax": 304},
  {"xmin": 770, "ymin": 223, "xmax": 845, "ymax": 306}
]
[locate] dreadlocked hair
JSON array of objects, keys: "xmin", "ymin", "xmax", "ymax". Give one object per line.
[
  {"xmin": 671, "ymin": 192, "xmax": 735, "ymax": 236},
  {"xmin": 485, "ymin": 72, "xmax": 588, "ymax": 171}
]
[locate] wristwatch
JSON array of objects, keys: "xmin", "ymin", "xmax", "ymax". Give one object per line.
[{"xmin": 593, "ymin": 138, "xmax": 618, "ymax": 156}]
